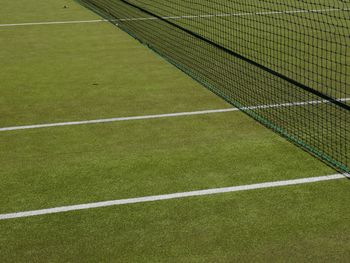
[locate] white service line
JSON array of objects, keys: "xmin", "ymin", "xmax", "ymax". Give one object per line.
[
  {"xmin": 119, "ymin": 8, "xmax": 350, "ymax": 22},
  {"xmin": 0, "ymin": 19, "xmax": 107, "ymax": 27},
  {"xmin": 0, "ymin": 108, "xmax": 236, "ymax": 132},
  {"xmin": 0, "ymin": 8, "xmax": 349, "ymax": 27},
  {"xmin": 0, "ymin": 98, "xmax": 349, "ymax": 132},
  {"xmin": 0, "ymin": 174, "xmax": 345, "ymax": 220}
]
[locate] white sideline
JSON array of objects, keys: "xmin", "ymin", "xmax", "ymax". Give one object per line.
[
  {"xmin": 0, "ymin": 174, "xmax": 345, "ymax": 220},
  {"xmin": 0, "ymin": 8, "xmax": 349, "ymax": 27},
  {"xmin": 0, "ymin": 98, "xmax": 349, "ymax": 132},
  {"xmin": 0, "ymin": 19, "xmax": 107, "ymax": 27},
  {"xmin": 119, "ymin": 8, "xmax": 350, "ymax": 22}
]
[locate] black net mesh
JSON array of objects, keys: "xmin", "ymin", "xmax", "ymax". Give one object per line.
[{"xmin": 78, "ymin": 0, "xmax": 350, "ymax": 173}]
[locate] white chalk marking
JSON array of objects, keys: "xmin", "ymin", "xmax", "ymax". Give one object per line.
[
  {"xmin": 0, "ymin": 98, "xmax": 349, "ymax": 132},
  {"xmin": 0, "ymin": 8, "xmax": 348, "ymax": 27},
  {"xmin": 0, "ymin": 19, "xmax": 107, "ymax": 27},
  {"xmin": 119, "ymin": 8, "xmax": 350, "ymax": 22},
  {"xmin": 0, "ymin": 174, "xmax": 345, "ymax": 220}
]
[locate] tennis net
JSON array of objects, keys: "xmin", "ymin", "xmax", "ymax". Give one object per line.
[{"xmin": 77, "ymin": 0, "xmax": 350, "ymax": 173}]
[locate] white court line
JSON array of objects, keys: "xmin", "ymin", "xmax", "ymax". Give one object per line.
[
  {"xmin": 0, "ymin": 19, "xmax": 107, "ymax": 27},
  {"xmin": 119, "ymin": 8, "xmax": 350, "ymax": 22},
  {"xmin": 0, "ymin": 98, "xmax": 349, "ymax": 132},
  {"xmin": 0, "ymin": 174, "xmax": 346, "ymax": 220},
  {"xmin": 0, "ymin": 8, "xmax": 349, "ymax": 27}
]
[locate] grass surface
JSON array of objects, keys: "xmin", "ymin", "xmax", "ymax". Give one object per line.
[
  {"xmin": 0, "ymin": 181, "xmax": 349, "ymax": 262},
  {"xmin": 0, "ymin": 0, "xmax": 95, "ymax": 24},
  {"xmin": 0, "ymin": 0, "xmax": 349, "ymax": 262},
  {"xmin": 0, "ymin": 112, "xmax": 334, "ymax": 213},
  {"xmin": 0, "ymin": 22, "xmax": 226, "ymax": 127}
]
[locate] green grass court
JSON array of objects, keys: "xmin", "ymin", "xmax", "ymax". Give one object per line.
[{"xmin": 0, "ymin": 0, "xmax": 349, "ymax": 261}]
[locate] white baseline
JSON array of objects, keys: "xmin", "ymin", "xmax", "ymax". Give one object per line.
[
  {"xmin": 0, "ymin": 174, "xmax": 346, "ymax": 220},
  {"xmin": 0, "ymin": 8, "xmax": 349, "ymax": 27},
  {"xmin": 0, "ymin": 98, "xmax": 349, "ymax": 132}
]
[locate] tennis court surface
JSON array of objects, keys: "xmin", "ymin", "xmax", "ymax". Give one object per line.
[{"xmin": 0, "ymin": 0, "xmax": 349, "ymax": 261}]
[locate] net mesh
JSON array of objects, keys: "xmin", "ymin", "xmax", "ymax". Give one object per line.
[{"xmin": 78, "ymin": 0, "xmax": 350, "ymax": 173}]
